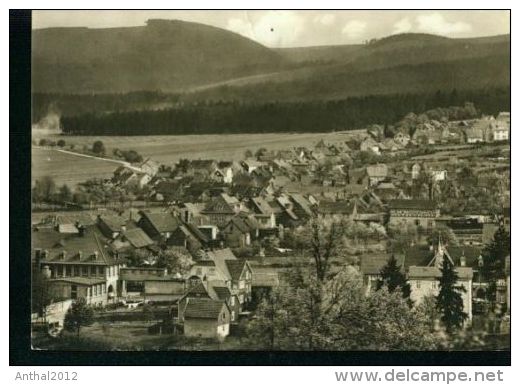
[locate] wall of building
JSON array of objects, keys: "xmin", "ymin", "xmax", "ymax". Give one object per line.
[
  {"xmin": 409, "ymin": 277, "xmax": 472, "ymax": 320},
  {"xmin": 184, "ymin": 318, "xmax": 220, "ymax": 338}
]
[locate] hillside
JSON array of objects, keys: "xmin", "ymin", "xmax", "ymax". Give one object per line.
[
  {"xmin": 32, "ymin": 19, "xmax": 286, "ymax": 94},
  {"xmin": 184, "ymin": 33, "xmax": 510, "ymax": 102}
]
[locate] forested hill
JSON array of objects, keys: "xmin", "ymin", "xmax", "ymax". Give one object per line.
[
  {"xmin": 32, "ymin": 19, "xmax": 286, "ymax": 94},
  {"xmin": 60, "ymin": 87, "xmax": 510, "ymax": 136},
  {"xmin": 33, "ymin": 19, "xmax": 509, "ymax": 99}
]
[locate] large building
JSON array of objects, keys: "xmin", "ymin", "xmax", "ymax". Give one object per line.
[{"xmin": 388, "ymin": 199, "xmax": 440, "ymax": 229}]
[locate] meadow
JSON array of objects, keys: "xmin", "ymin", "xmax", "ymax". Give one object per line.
[{"xmin": 32, "ymin": 131, "xmax": 363, "ymax": 187}]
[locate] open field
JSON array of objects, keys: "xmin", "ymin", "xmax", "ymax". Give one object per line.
[
  {"xmin": 32, "ymin": 131, "xmax": 365, "ymax": 187},
  {"xmin": 32, "ymin": 147, "xmax": 118, "ymax": 187}
]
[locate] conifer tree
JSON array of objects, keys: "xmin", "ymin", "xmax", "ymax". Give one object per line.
[
  {"xmin": 436, "ymin": 256, "xmax": 468, "ymax": 333},
  {"xmin": 376, "ymin": 255, "xmax": 411, "ymax": 299},
  {"xmin": 481, "ymin": 224, "xmax": 510, "ymax": 305}
]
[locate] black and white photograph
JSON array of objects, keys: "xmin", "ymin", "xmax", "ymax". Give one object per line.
[{"xmin": 18, "ymin": 8, "xmax": 511, "ymax": 356}]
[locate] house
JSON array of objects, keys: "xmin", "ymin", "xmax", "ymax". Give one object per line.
[
  {"xmin": 188, "ymin": 160, "xmax": 217, "ymax": 178},
  {"xmin": 33, "ymin": 226, "xmax": 124, "ymax": 304},
  {"xmin": 496, "ymin": 112, "xmax": 510, "ymax": 126},
  {"xmin": 394, "ymin": 132, "xmax": 411, "ymax": 147},
  {"xmin": 119, "ymin": 267, "xmax": 169, "ymax": 295},
  {"xmin": 201, "ymin": 193, "xmax": 243, "ymax": 226},
  {"xmin": 251, "ymin": 267, "xmax": 280, "ymax": 307},
  {"xmin": 97, "ymin": 214, "xmax": 131, "ymax": 239},
  {"xmin": 241, "ymin": 159, "xmax": 265, "ymax": 174},
  {"xmin": 142, "ymin": 276, "xmax": 186, "ymax": 303},
  {"xmin": 388, "ymin": 199, "xmax": 440, "ymax": 229},
  {"xmin": 360, "ymin": 137, "xmax": 380, "ymax": 154},
  {"xmin": 177, "ymin": 280, "xmax": 240, "ymax": 323},
  {"xmin": 182, "ymin": 298, "xmax": 231, "ymax": 339},
  {"xmin": 167, "ymin": 222, "xmax": 209, "ymax": 250},
  {"xmin": 139, "ymin": 158, "xmax": 160, "ymax": 178},
  {"xmin": 220, "ymin": 214, "xmax": 259, "ymax": 247},
  {"xmin": 290, "ymin": 193, "xmax": 315, "ymax": 220},
  {"xmin": 137, "ymin": 211, "xmax": 180, "ymax": 240},
  {"xmin": 407, "ymin": 242, "xmax": 473, "ymax": 320},
  {"xmin": 464, "ymin": 127, "xmax": 484, "ymax": 144},
  {"xmin": 48, "ymin": 277, "xmax": 108, "ymax": 307},
  {"xmin": 492, "ymin": 121, "xmax": 509, "ymax": 142},
  {"xmin": 189, "ymin": 249, "xmax": 253, "ymax": 309},
  {"xmin": 316, "ymin": 200, "xmax": 352, "ymax": 221},
  {"xmin": 249, "ymin": 197, "xmax": 277, "ymax": 228},
  {"xmin": 211, "ymin": 161, "xmax": 239, "ymax": 184},
  {"xmin": 112, "ymin": 166, "xmax": 152, "ymax": 188},
  {"xmin": 175, "ymin": 202, "xmax": 208, "ymax": 226},
  {"xmin": 366, "ymin": 164, "xmax": 388, "ymax": 186},
  {"xmin": 110, "ymin": 227, "xmax": 155, "ymax": 252},
  {"xmin": 446, "ymin": 218, "xmax": 483, "ymax": 246},
  {"xmin": 430, "ymin": 169, "xmax": 448, "ymax": 182},
  {"xmin": 359, "ymin": 253, "xmax": 403, "ymax": 295},
  {"xmin": 411, "ymin": 163, "xmax": 421, "ymax": 180}
]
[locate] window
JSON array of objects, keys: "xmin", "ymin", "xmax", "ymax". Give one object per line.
[
  {"xmin": 93, "ymin": 286, "xmax": 97, "ymax": 296},
  {"xmin": 82, "ymin": 266, "xmax": 88, "ymax": 277},
  {"xmin": 87, "ymin": 288, "xmax": 91, "ymax": 297},
  {"xmin": 416, "ymin": 281, "xmax": 421, "ymax": 289},
  {"xmin": 66, "ymin": 266, "xmax": 72, "ymax": 277},
  {"xmin": 71, "ymin": 285, "xmax": 77, "ymax": 299},
  {"xmin": 74, "ymin": 266, "xmax": 80, "ymax": 276},
  {"xmin": 231, "ymin": 311, "xmax": 235, "ymax": 321},
  {"xmin": 57, "ymin": 265, "xmax": 63, "ymax": 277},
  {"xmin": 99, "ymin": 266, "xmax": 105, "ymax": 276},
  {"xmin": 431, "ymin": 282, "xmax": 436, "ymax": 289}
]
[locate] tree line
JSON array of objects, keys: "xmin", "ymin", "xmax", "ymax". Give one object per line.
[{"xmin": 58, "ymin": 88, "xmax": 510, "ymax": 136}]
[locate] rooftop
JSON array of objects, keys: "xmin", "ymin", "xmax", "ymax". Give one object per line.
[{"xmin": 184, "ymin": 298, "xmax": 226, "ymax": 319}]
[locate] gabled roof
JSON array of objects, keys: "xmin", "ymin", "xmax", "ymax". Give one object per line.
[
  {"xmin": 184, "ymin": 298, "xmax": 227, "ymax": 319},
  {"xmin": 98, "ymin": 215, "xmax": 127, "ymax": 233},
  {"xmin": 360, "ymin": 253, "xmax": 404, "ymax": 275},
  {"xmin": 225, "ymin": 259, "xmax": 248, "ymax": 281},
  {"xmin": 408, "ymin": 266, "xmax": 473, "ymax": 280},
  {"xmin": 388, "ymin": 199, "xmax": 437, "ymax": 211},
  {"xmin": 139, "ymin": 211, "xmax": 180, "ymax": 233},
  {"xmin": 317, "ymin": 200, "xmax": 352, "ymax": 215},
  {"xmin": 123, "ymin": 228, "xmax": 154, "ymax": 249},
  {"xmin": 58, "ymin": 224, "xmax": 79, "ymax": 234},
  {"xmin": 290, "ymin": 194, "xmax": 314, "ymax": 217},
  {"xmin": 250, "ymin": 197, "xmax": 275, "ymax": 215},
  {"xmin": 32, "ymin": 226, "xmax": 117, "ymax": 265},
  {"xmin": 190, "ymin": 159, "xmax": 216, "ymax": 171}
]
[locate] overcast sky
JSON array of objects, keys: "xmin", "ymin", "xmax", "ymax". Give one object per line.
[{"xmin": 32, "ymin": 10, "xmax": 510, "ymax": 48}]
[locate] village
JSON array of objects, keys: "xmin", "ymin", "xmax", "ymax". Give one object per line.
[{"xmin": 31, "ymin": 108, "xmax": 511, "ymax": 350}]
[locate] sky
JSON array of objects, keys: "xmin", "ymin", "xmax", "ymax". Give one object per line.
[{"xmin": 32, "ymin": 10, "xmax": 510, "ymax": 48}]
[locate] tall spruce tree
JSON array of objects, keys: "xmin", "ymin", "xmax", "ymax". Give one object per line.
[
  {"xmin": 436, "ymin": 256, "xmax": 468, "ymax": 333},
  {"xmin": 376, "ymin": 255, "xmax": 411, "ymax": 299},
  {"xmin": 482, "ymin": 224, "xmax": 510, "ymax": 280},
  {"xmin": 481, "ymin": 224, "xmax": 510, "ymax": 304}
]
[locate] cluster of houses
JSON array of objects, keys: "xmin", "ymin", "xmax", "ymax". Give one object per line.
[{"xmin": 32, "ymin": 111, "xmax": 510, "ymax": 340}]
